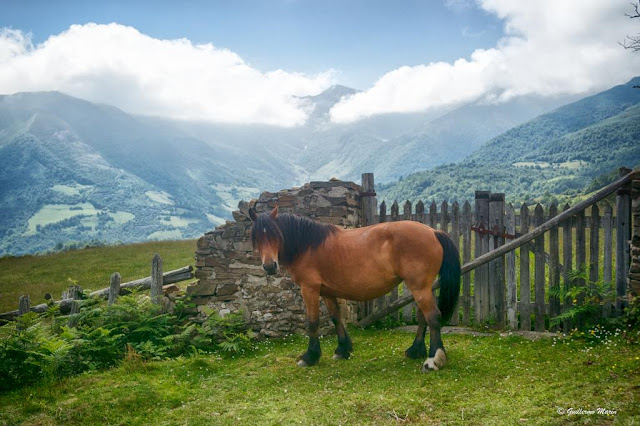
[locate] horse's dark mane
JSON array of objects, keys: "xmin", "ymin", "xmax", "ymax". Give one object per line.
[{"xmin": 251, "ymin": 212, "xmax": 337, "ymax": 266}]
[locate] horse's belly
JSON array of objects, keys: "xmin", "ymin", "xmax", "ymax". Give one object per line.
[{"xmin": 319, "ymin": 275, "xmax": 403, "ymax": 301}]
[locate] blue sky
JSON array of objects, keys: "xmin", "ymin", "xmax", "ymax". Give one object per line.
[
  {"xmin": 0, "ymin": 1, "xmax": 638, "ymax": 126},
  {"xmin": 1, "ymin": 0, "xmax": 503, "ymax": 89}
]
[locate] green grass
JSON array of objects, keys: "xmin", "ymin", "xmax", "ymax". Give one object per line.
[
  {"xmin": 0, "ymin": 240, "xmax": 197, "ymax": 313},
  {"xmin": 0, "ymin": 328, "xmax": 638, "ymax": 425}
]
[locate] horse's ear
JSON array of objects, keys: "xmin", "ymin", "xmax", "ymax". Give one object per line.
[
  {"xmin": 248, "ymin": 207, "xmax": 257, "ymax": 222},
  {"xmin": 270, "ymin": 204, "xmax": 279, "ymax": 219}
]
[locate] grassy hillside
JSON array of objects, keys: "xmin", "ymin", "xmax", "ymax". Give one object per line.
[
  {"xmin": 0, "ymin": 329, "xmax": 637, "ymax": 424},
  {"xmin": 0, "ymin": 239, "xmax": 196, "ymax": 313},
  {"xmin": 380, "ymin": 78, "xmax": 640, "ymax": 204}
]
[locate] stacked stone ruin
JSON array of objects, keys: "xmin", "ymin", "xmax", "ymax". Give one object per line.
[{"xmin": 188, "ymin": 180, "xmax": 362, "ymax": 337}]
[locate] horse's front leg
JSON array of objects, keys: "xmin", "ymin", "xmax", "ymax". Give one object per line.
[
  {"xmin": 322, "ymin": 296, "xmax": 353, "ymax": 360},
  {"xmin": 297, "ymin": 285, "xmax": 322, "ymax": 367}
]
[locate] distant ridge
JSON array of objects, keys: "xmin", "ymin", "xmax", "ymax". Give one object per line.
[{"xmin": 379, "ymin": 77, "xmax": 640, "ymax": 203}]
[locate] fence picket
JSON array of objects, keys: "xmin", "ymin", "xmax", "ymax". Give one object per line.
[
  {"xmin": 615, "ymin": 168, "xmax": 632, "ymax": 314},
  {"xmin": 389, "ymin": 201, "xmax": 400, "ymax": 319},
  {"xmin": 430, "ymin": 201, "xmax": 437, "ymax": 229},
  {"xmin": 441, "ymin": 201, "xmax": 449, "ymax": 234},
  {"xmin": 562, "ymin": 203, "xmax": 573, "ymax": 331},
  {"xmin": 589, "ymin": 204, "xmax": 600, "ymax": 284},
  {"xmin": 575, "ymin": 209, "xmax": 586, "ymax": 325},
  {"xmin": 403, "ymin": 201, "xmax": 412, "ymax": 221},
  {"xmin": 416, "ymin": 200, "xmax": 425, "ymax": 224},
  {"xmin": 489, "ymin": 194, "xmax": 505, "ymax": 327},
  {"xmin": 519, "ymin": 203, "xmax": 531, "ymax": 331},
  {"xmin": 450, "ymin": 201, "xmax": 461, "ymax": 325},
  {"xmin": 505, "ymin": 203, "xmax": 517, "ymax": 329},
  {"xmin": 548, "ymin": 203, "xmax": 560, "ymax": 331},
  {"xmin": 534, "ymin": 204, "xmax": 546, "ymax": 331},
  {"xmin": 603, "ymin": 202, "xmax": 613, "ymax": 318},
  {"xmin": 475, "ymin": 191, "xmax": 490, "ymax": 323},
  {"xmin": 379, "ymin": 201, "xmax": 387, "ymax": 223},
  {"xmin": 462, "ymin": 201, "xmax": 472, "ymax": 325},
  {"xmin": 402, "ymin": 201, "xmax": 413, "ymax": 322}
]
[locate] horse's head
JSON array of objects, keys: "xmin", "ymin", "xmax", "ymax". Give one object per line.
[{"xmin": 249, "ymin": 205, "xmax": 282, "ymax": 275}]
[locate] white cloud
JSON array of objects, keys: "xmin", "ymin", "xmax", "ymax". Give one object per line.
[
  {"xmin": 330, "ymin": 0, "xmax": 640, "ymax": 123},
  {"xmin": 0, "ymin": 23, "xmax": 334, "ymax": 126}
]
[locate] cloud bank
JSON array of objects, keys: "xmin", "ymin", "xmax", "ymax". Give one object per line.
[
  {"xmin": 0, "ymin": 23, "xmax": 334, "ymax": 126},
  {"xmin": 330, "ymin": 0, "xmax": 640, "ymax": 123}
]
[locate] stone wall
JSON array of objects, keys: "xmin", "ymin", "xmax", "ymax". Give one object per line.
[{"xmin": 188, "ymin": 180, "xmax": 362, "ymax": 337}]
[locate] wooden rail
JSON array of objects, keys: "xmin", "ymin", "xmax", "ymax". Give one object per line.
[
  {"xmin": 358, "ymin": 168, "xmax": 639, "ymax": 328},
  {"xmin": 0, "ymin": 264, "xmax": 192, "ymax": 321}
]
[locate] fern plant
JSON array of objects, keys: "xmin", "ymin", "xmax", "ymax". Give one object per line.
[{"xmin": 549, "ymin": 266, "xmax": 615, "ymax": 329}]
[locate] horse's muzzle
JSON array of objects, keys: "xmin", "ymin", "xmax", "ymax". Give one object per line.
[{"xmin": 263, "ymin": 262, "xmax": 278, "ymax": 275}]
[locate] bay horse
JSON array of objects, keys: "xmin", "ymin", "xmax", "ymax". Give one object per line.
[{"xmin": 249, "ymin": 205, "xmax": 460, "ymax": 372}]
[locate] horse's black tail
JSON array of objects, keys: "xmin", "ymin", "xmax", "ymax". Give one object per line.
[{"xmin": 434, "ymin": 231, "xmax": 461, "ymax": 324}]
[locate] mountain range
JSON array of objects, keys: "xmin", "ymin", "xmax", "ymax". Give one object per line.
[
  {"xmin": 1, "ymin": 78, "xmax": 637, "ymax": 255},
  {"xmin": 379, "ymin": 77, "xmax": 640, "ymax": 204}
]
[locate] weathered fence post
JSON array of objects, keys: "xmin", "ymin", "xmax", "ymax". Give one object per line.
[
  {"xmin": 361, "ymin": 173, "xmax": 378, "ymax": 319},
  {"xmin": 449, "ymin": 201, "xmax": 461, "ymax": 325},
  {"xmin": 402, "ymin": 201, "xmax": 413, "ymax": 323},
  {"xmin": 488, "ymin": 193, "xmax": 505, "ymax": 327},
  {"xmin": 575, "ymin": 209, "xmax": 586, "ymax": 328},
  {"xmin": 562, "ymin": 203, "xmax": 573, "ymax": 331},
  {"xmin": 615, "ymin": 168, "xmax": 632, "ymax": 314},
  {"xmin": 429, "ymin": 201, "xmax": 437, "ymax": 229},
  {"xmin": 441, "ymin": 201, "xmax": 449, "ymax": 234},
  {"xmin": 18, "ymin": 295, "xmax": 30, "ymax": 315},
  {"xmin": 462, "ymin": 201, "xmax": 472, "ymax": 325},
  {"xmin": 519, "ymin": 203, "xmax": 531, "ymax": 331},
  {"xmin": 548, "ymin": 203, "xmax": 560, "ymax": 331},
  {"xmin": 629, "ymin": 180, "xmax": 640, "ymax": 298},
  {"xmin": 361, "ymin": 173, "xmax": 377, "ymax": 227},
  {"xmin": 505, "ymin": 203, "xmax": 517, "ymax": 329},
  {"xmin": 388, "ymin": 202, "xmax": 400, "ymax": 319},
  {"xmin": 109, "ymin": 272, "xmax": 121, "ymax": 306},
  {"xmin": 151, "ymin": 254, "xmax": 163, "ymax": 306},
  {"xmin": 403, "ymin": 201, "xmax": 412, "ymax": 222},
  {"xmin": 589, "ymin": 204, "xmax": 600, "ymax": 285},
  {"xmin": 603, "ymin": 202, "xmax": 614, "ymax": 318},
  {"xmin": 17, "ymin": 295, "xmax": 31, "ymax": 330},
  {"xmin": 474, "ymin": 191, "xmax": 490, "ymax": 323},
  {"xmin": 68, "ymin": 285, "xmax": 83, "ymax": 327},
  {"xmin": 416, "ymin": 200, "xmax": 425, "ymax": 224},
  {"xmin": 533, "ymin": 204, "xmax": 546, "ymax": 332}
]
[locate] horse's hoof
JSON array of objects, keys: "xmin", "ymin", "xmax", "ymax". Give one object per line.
[
  {"xmin": 332, "ymin": 353, "xmax": 346, "ymax": 360},
  {"xmin": 421, "ymin": 348, "xmax": 446, "ymax": 372},
  {"xmin": 297, "ymin": 359, "xmax": 309, "ymax": 367},
  {"xmin": 421, "ymin": 361, "xmax": 439, "ymax": 372}
]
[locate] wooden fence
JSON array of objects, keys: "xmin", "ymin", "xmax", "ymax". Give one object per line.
[
  {"xmin": 0, "ymin": 256, "xmax": 192, "ymax": 324},
  {"xmin": 358, "ymin": 168, "xmax": 640, "ymax": 332}
]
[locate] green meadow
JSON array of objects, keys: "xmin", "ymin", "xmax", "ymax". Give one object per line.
[
  {"xmin": 0, "ymin": 240, "xmax": 197, "ymax": 313},
  {"xmin": 0, "ymin": 328, "xmax": 638, "ymax": 425}
]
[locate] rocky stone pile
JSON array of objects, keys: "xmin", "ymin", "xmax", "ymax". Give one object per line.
[{"xmin": 187, "ymin": 180, "xmax": 362, "ymax": 337}]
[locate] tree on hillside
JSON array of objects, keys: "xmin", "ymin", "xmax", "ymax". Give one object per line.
[
  {"xmin": 621, "ymin": 1, "xmax": 640, "ymax": 52},
  {"xmin": 621, "ymin": 2, "xmax": 640, "ymax": 88}
]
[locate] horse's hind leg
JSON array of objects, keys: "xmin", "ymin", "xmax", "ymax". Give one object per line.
[
  {"xmin": 323, "ymin": 296, "xmax": 353, "ymax": 360},
  {"xmin": 408, "ymin": 286, "xmax": 447, "ymax": 371},
  {"xmin": 404, "ymin": 307, "xmax": 427, "ymax": 359}
]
